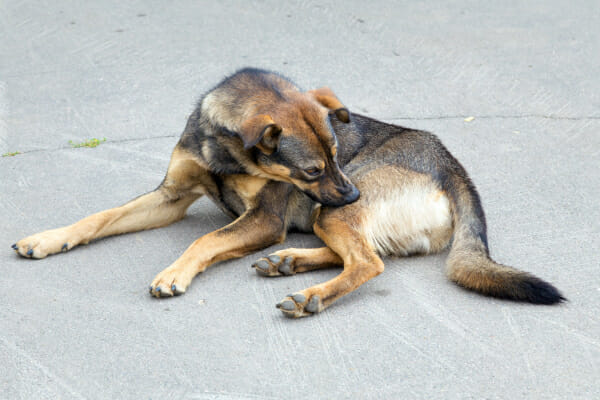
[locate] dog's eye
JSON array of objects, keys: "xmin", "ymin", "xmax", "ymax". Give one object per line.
[{"xmin": 304, "ymin": 167, "xmax": 321, "ymax": 177}]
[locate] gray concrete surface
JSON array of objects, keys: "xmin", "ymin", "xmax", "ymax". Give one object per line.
[{"xmin": 1, "ymin": 1, "xmax": 599, "ymax": 399}]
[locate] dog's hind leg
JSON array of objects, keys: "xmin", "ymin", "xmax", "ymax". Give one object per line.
[
  {"xmin": 13, "ymin": 146, "xmax": 207, "ymax": 259},
  {"xmin": 276, "ymin": 207, "xmax": 384, "ymax": 318},
  {"xmin": 253, "ymin": 247, "xmax": 342, "ymax": 277}
]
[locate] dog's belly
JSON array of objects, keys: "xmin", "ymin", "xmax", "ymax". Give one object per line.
[{"xmin": 353, "ymin": 167, "xmax": 453, "ymax": 256}]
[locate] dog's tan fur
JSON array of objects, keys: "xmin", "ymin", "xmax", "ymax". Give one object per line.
[{"xmin": 14, "ymin": 68, "xmax": 564, "ymax": 316}]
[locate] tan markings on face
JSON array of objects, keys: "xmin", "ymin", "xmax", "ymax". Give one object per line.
[
  {"xmin": 289, "ymin": 177, "xmax": 320, "ymax": 192},
  {"xmin": 260, "ymin": 163, "xmax": 292, "ymax": 180},
  {"xmin": 276, "ymin": 94, "xmax": 334, "ymax": 145},
  {"xmin": 320, "ymin": 177, "xmax": 337, "ymax": 193}
]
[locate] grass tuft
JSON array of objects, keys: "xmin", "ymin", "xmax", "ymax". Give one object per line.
[
  {"xmin": 2, "ymin": 151, "xmax": 21, "ymax": 157},
  {"xmin": 69, "ymin": 138, "xmax": 107, "ymax": 148}
]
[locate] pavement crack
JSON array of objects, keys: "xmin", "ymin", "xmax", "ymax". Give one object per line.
[
  {"xmin": 2, "ymin": 134, "xmax": 179, "ymax": 158},
  {"xmin": 4, "ymin": 113, "xmax": 599, "ymax": 158},
  {"xmin": 381, "ymin": 114, "xmax": 600, "ymax": 121}
]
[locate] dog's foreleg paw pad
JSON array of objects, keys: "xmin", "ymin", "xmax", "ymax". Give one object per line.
[
  {"xmin": 277, "ymin": 300, "xmax": 296, "ymax": 311},
  {"xmin": 277, "ymin": 256, "xmax": 294, "ymax": 275},
  {"xmin": 253, "ymin": 252, "xmax": 297, "ymax": 277},
  {"xmin": 292, "ymin": 293, "xmax": 306, "ymax": 303},
  {"xmin": 253, "ymin": 260, "xmax": 270, "ymax": 273},
  {"xmin": 254, "ymin": 254, "xmax": 296, "ymax": 277},
  {"xmin": 267, "ymin": 255, "xmax": 281, "ymax": 264},
  {"xmin": 26, "ymin": 249, "xmax": 33, "ymax": 256},
  {"xmin": 277, "ymin": 293, "xmax": 322, "ymax": 318},
  {"xmin": 305, "ymin": 296, "xmax": 321, "ymax": 313}
]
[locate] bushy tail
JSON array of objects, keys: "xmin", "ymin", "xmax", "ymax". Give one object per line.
[{"xmin": 445, "ymin": 175, "xmax": 565, "ymax": 304}]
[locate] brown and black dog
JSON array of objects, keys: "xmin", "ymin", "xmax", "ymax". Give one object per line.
[{"xmin": 13, "ymin": 68, "xmax": 564, "ymax": 317}]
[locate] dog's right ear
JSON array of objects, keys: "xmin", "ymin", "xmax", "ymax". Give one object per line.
[
  {"xmin": 239, "ymin": 114, "xmax": 282, "ymax": 155},
  {"xmin": 308, "ymin": 86, "xmax": 350, "ymax": 123}
]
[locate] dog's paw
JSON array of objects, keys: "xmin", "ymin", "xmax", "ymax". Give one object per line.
[
  {"xmin": 149, "ymin": 264, "xmax": 195, "ymax": 298},
  {"xmin": 14, "ymin": 229, "xmax": 75, "ymax": 259},
  {"xmin": 276, "ymin": 292, "xmax": 323, "ymax": 318},
  {"xmin": 252, "ymin": 254, "xmax": 295, "ymax": 277}
]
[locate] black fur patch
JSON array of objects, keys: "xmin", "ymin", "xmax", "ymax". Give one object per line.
[{"xmin": 513, "ymin": 275, "xmax": 567, "ymax": 304}]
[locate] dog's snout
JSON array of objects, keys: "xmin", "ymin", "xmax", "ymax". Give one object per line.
[
  {"xmin": 337, "ymin": 184, "xmax": 354, "ymax": 195},
  {"xmin": 333, "ymin": 183, "xmax": 360, "ymax": 204},
  {"xmin": 343, "ymin": 185, "xmax": 360, "ymax": 203}
]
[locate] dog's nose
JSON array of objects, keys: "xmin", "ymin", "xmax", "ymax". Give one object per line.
[
  {"xmin": 341, "ymin": 185, "xmax": 360, "ymax": 203},
  {"xmin": 337, "ymin": 183, "xmax": 355, "ymax": 195}
]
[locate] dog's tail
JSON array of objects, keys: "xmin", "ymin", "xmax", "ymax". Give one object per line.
[{"xmin": 444, "ymin": 173, "xmax": 565, "ymax": 304}]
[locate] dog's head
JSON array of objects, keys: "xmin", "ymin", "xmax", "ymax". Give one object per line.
[{"xmin": 237, "ymin": 87, "xmax": 359, "ymax": 207}]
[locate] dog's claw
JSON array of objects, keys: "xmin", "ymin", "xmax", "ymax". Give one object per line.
[
  {"xmin": 150, "ymin": 264, "xmax": 191, "ymax": 298},
  {"xmin": 61, "ymin": 243, "xmax": 68, "ymax": 251},
  {"xmin": 11, "ymin": 243, "xmax": 18, "ymax": 250},
  {"xmin": 171, "ymin": 284, "xmax": 186, "ymax": 295},
  {"xmin": 26, "ymin": 249, "xmax": 33, "ymax": 256},
  {"xmin": 150, "ymin": 285, "xmax": 174, "ymax": 298}
]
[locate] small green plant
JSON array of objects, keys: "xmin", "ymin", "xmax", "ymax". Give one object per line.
[
  {"xmin": 2, "ymin": 151, "xmax": 21, "ymax": 157},
  {"xmin": 69, "ymin": 138, "xmax": 107, "ymax": 148}
]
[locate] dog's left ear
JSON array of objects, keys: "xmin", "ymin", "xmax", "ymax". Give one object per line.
[
  {"xmin": 308, "ymin": 86, "xmax": 350, "ymax": 123},
  {"xmin": 239, "ymin": 114, "xmax": 282, "ymax": 154}
]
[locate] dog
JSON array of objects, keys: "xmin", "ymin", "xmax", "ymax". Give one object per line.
[{"xmin": 12, "ymin": 68, "xmax": 565, "ymax": 317}]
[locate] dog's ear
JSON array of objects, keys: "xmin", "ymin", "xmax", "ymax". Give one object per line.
[
  {"xmin": 308, "ymin": 86, "xmax": 350, "ymax": 123},
  {"xmin": 239, "ymin": 114, "xmax": 282, "ymax": 154}
]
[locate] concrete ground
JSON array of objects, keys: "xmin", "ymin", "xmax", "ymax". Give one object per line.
[{"xmin": 1, "ymin": 1, "xmax": 599, "ymax": 399}]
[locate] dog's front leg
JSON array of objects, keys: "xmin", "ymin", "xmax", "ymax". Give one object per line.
[{"xmin": 149, "ymin": 206, "xmax": 286, "ymax": 297}]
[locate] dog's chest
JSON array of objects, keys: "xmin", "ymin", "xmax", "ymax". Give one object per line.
[{"xmin": 208, "ymin": 174, "xmax": 270, "ymax": 218}]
